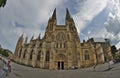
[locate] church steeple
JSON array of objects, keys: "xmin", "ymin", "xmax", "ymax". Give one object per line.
[
  {"xmin": 65, "ymin": 8, "xmax": 76, "ymax": 31},
  {"xmin": 30, "ymin": 35, "xmax": 34, "ymax": 41},
  {"xmin": 46, "ymin": 8, "xmax": 56, "ymax": 31},
  {"xmin": 37, "ymin": 33, "xmax": 41, "ymax": 40},
  {"xmin": 51, "ymin": 8, "xmax": 56, "ymax": 20},
  {"xmin": 19, "ymin": 33, "xmax": 24, "ymax": 43},
  {"xmin": 19, "ymin": 33, "xmax": 24, "ymax": 40},
  {"xmin": 66, "ymin": 8, "xmax": 71, "ymax": 19},
  {"xmin": 14, "ymin": 33, "xmax": 24, "ymax": 56},
  {"xmin": 24, "ymin": 36, "xmax": 28, "ymax": 45}
]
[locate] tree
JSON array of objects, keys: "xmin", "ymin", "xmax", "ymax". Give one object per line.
[
  {"xmin": 111, "ymin": 45, "xmax": 117, "ymax": 58},
  {"xmin": 0, "ymin": 49, "xmax": 9, "ymax": 57},
  {"xmin": 0, "ymin": 0, "xmax": 7, "ymax": 7}
]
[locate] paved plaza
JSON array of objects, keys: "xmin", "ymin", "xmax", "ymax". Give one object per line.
[{"xmin": 0, "ymin": 61, "xmax": 118, "ymax": 78}]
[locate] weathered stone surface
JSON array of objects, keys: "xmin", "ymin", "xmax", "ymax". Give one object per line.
[{"xmin": 14, "ymin": 9, "xmax": 113, "ymax": 70}]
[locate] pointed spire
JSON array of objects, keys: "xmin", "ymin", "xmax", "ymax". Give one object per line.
[
  {"xmin": 20, "ymin": 33, "xmax": 24, "ymax": 39},
  {"xmin": 15, "ymin": 33, "xmax": 24, "ymax": 55},
  {"xmin": 18, "ymin": 33, "xmax": 24, "ymax": 43},
  {"xmin": 66, "ymin": 8, "xmax": 71, "ymax": 19},
  {"xmin": 37, "ymin": 33, "xmax": 41, "ymax": 40},
  {"xmin": 52, "ymin": 8, "xmax": 56, "ymax": 20},
  {"xmin": 31, "ymin": 35, "xmax": 34, "ymax": 41},
  {"xmin": 24, "ymin": 36, "xmax": 28, "ymax": 44}
]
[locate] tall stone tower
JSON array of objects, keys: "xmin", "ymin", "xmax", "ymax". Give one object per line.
[
  {"xmin": 14, "ymin": 34, "xmax": 24, "ymax": 57},
  {"xmin": 14, "ymin": 8, "xmax": 112, "ymax": 70},
  {"xmin": 42, "ymin": 8, "xmax": 82, "ymax": 69}
]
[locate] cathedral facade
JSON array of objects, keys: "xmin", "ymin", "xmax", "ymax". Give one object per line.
[{"xmin": 14, "ymin": 9, "xmax": 113, "ymax": 70}]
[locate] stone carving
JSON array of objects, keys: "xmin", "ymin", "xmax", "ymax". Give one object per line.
[{"xmin": 56, "ymin": 32, "xmax": 66, "ymax": 41}]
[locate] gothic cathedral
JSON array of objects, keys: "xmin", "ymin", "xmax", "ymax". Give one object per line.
[{"xmin": 14, "ymin": 8, "xmax": 113, "ymax": 70}]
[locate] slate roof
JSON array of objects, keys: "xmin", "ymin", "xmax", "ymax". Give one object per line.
[{"xmin": 93, "ymin": 38, "xmax": 106, "ymax": 42}]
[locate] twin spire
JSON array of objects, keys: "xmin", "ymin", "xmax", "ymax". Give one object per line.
[
  {"xmin": 51, "ymin": 8, "xmax": 71, "ymax": 20},
  {"xmin": 19, "ymin": 8, "xmax": 71, "ymax": 44},
  {"xmin": 19, "ymin": 33, "xmax": 41, "ymax": 45},
  {"xmin": 30, "ymin": 33, "xmax": 41, "ymax": 41},
  {"xmin": 52, "ymin": 8, "xmax": 56, "ymax": 20},
  {"xmin": 66, "ymin": 8, "xmax": 71, "ymax": 19}
]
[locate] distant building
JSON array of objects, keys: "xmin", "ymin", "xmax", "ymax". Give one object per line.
[
  {"xmin": 87, "ymin": 38, "xmax": 113, "ymax": 62},
  {"xmin": 14, "ymin": 9, "xmax": 113, "ymax": 70}
]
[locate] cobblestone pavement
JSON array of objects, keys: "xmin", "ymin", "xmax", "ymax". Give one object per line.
[
  {"xmin": 0, "ymin": 60, "xmax": 5, "ymax": 78},
  {"xmin": 6, "ymin": 62, "xmax": 120, "ymax": 78},
  {"xmin": 0, "ymin": 60, "xmax": 4, "ymax": 73}
]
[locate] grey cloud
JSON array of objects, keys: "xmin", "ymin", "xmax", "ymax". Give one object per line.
[
  {"xmin": 103, "ymin": 0, "xmax": 120, "ymax": 48},
  {"xmin": 73, "ymin": 0, "xmax": 107, "ymax": 33},
  {"xmin": 14, "ymin": 22, "xmax": 25, "ymax": 28},
  {"xmin": 1, "ymin": 0, "xmax": 119, "ymax": 52},
  {"xmin": 0, "ymin": 0, "xmax": 64, "ymax": 52},
  {"xmin": 105, "ymin": 15, "xmax": 120, "ymax": 35}
]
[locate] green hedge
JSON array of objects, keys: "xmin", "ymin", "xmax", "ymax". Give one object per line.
[{"xmin": 0, "ymin": 49, "xmax": 9, "ymax": 57}]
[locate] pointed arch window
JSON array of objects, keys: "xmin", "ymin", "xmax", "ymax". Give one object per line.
[
  {"xmin": 64, "ymin": 43, "xmax": 66, "ymax": 48},
  {"xmin": 60, "ymin": 43, "xmax": 62, "ymax": 48},
  {"xmin": 19, "ymin": 49, "xmax": 22, "ymax": 58},
  {"xmin": 84, "ymin": 50, "xmax": 90, "ymax": 60},
  {"xmin": 37, "ymin": 51, "xmax": 41, "ymax": 60},
  {"xmin": 32, "ymin": 44, "xmax": 35, "ymax": 47},
  {"xmin": 45, "ymin": 51, "xmax": 50, "ymax": 62},
  {"xmin": 30, "ymin": 49, "xmax": 33, "ymax": 60},
  {"xmin": 39, "ymin": 43, "xmax": 42, "ymax": 48},
  {"xmin": 23, "ymin": 49, "xmax": 27, "ymax": 59},
  {"xmin": 56, "ymin": 43, "xmax": 58, "ymax": 48},
  {"xmin": 69, "ymin": 23, "xmax": 73, "ymax": 30},
  {"xmin": 49, "ymin": 23, "xmax": 53, "ymax": 30},
  {"xmin": 19, "ymin": 52, "xmax": 21, "ymax": 58}
]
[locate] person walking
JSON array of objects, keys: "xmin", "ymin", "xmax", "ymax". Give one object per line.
[
  {"xmin": 7, "ymin": 60, "xmax": 11, "ymax": 72},
  {"xmin": 3, "ymin": 58, "xmax": 8, "ymax": 76}
]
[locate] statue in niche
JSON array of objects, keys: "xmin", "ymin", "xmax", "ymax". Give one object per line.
[{"xmin": 56, "ymin": 32, "xmax": 66, "ymax": 41}]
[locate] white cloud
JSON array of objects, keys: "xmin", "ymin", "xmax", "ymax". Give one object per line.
[
  {"xmin": 0, "ymin": 0, "xmax": 120, "ymax": 52},
  {"xmin": 116, "ymin": 42, "xmax": 120, "ymax": 49},
  {"xmin": 76, "ymin": 0, "xmax": 120, "ymax": 49},
  {"xmin": 0, "ymin": 0, "xmax": 64, "ymax": 52},
  {"xmin": 73, "ymin": 0, "xmax": 107, "ymax": 33},
  {"xmin": 104, "ymin": 0, "xmax": 120, "ymax": 48}
]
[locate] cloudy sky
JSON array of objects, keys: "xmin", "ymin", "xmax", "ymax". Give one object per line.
[{"xmin": 0, "ymin": 0, "xmax": 120, "ymax": 52}]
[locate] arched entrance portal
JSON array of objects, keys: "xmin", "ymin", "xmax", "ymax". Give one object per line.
[
  {"xmin": 56, "ymin": 54, "xmax": 66, "ymax": 70},
  {"xmin": 58, "ymin": 61, "xmax": 64, "ymax": 70}
]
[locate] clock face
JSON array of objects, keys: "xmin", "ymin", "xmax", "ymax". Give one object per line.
[{"xmin": 56, "ymin": 32, "xmax": 66, "ymax": 41}]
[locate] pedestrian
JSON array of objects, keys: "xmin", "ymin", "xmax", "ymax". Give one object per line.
[
  {"xmin": 3, "ymin": 58, "xmax": 9, "ymax": 76},
  {"xmin": 93, "ymin": 64, "xmax": 97, "ymax": 71},
  {"xmin": 7, "ymin": 60, "xmax": 11, "ymax": 72}
]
